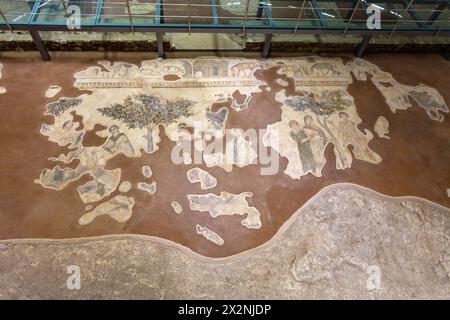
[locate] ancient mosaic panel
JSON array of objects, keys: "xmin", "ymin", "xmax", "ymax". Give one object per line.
[{"xmin": 30, "ymin": 56, "xmax": 448, "ymax": 249}]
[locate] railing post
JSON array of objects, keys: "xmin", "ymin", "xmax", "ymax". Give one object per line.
[
  {"xmin": 188, "ymin": 4, "xmax": 191, "ymax": 34},
  {"xmin": 59, "ymin": 0, "xmax": 68, "ymax": 16},
  {"xmin": 125, "ymin": 0, "xmax": 135, "ymax": 33},
  {"xmin": 389, "ymin": 0, "xmax": 415, "ymax": 37},
  {"xmin": 293, "ymin": 0, "xmax": 307, "ymax": 34},
  {"xmin": 343, "ymin": 0, "xmax": 360, "ymax": 35},
  {"xmin": 242, "ymin": 0, "xmax": 250, "ymax": 34},
  {"xmin": 30, "ymin": 30, "xmax": 51, "ymax": 61}
]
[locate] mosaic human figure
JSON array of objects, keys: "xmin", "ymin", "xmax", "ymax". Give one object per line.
[
  {"xmin": 303, "ymin": 115, "xmax": 327, "ymax": 172},
  {"xmin": 289, "ymin": 116, "xmax": 325, "ymax": 175},
  {"xmin": 102, "ymin": 125, "xmax": 135, "ymax": 157},
  {"xmin": 335, "ymin": 112, "xmax": 380, "ymax": 164}
]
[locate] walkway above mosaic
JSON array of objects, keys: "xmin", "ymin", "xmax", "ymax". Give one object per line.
[{"xmin": 0, "ymin": 55, "xmax": 448, "ymax": 257}]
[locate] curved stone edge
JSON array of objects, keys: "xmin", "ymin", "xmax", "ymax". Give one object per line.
[{"xmin": 1, "ymin": 182, "xmax": 449, "ymax": 263}]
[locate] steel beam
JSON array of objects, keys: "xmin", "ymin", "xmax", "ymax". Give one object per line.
[
  {"xmin": 356, "ymin": 35, "xmax": 372, "ymax": 57},
  {"xmin": 401, "ymin": 0, "xmax": 427, "ymax": 29},
  {"xmin": 29, "ymin": 30, "xmax": 51, "ymax": 61},
  {"xmin": 156, "ymin": 31, "xmax": 165, "ymax": 58},
  {"xmin": 428, "ymin": 2, "xmax": 446, "ymax": 25},
  {"xmin": 262, "ymin": 33, "xmax": 272, "ymax": 58}
]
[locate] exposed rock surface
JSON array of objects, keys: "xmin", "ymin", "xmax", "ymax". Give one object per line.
[{"xmin": 0, "ymin": 184, "xmax": 449, "ymax": 299}]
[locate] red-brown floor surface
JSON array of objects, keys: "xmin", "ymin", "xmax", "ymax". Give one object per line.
[{"xmin": 0, "ymin": 53, "xmax": 448, "ymax": 257}]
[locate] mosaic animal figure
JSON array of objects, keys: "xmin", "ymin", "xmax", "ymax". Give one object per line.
[
  {"xmin": 98, "ymin": 61, "xmax": 137, "ymax": 78},
  {"xmin": 230, "ymin": 62, "xmax": 263, "ymax": 77},
  {"xmin": 310, "ymin": 62, "xmax": 341, "ymax": 77}
]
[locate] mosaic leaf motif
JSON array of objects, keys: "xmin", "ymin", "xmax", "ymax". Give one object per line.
[{"xmin": 46, "ymin": 97, "xmax": 83, "ymax": 117}]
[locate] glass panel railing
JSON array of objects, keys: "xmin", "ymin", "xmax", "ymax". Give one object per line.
[
  {"xmin": 216, "ymin": 0, "xmax": 265, "ymax": 28},
  {"xmin": 0, "ymin": 0, "xmax": 37, "ymax": 24},
  {"xmin": 32, "ymin": 0, "xmax": 96, "ymax": 25},
  {"xmin": 164, "ymin": 1, "xmax": 214, "ymax": 25},
  {"xmin": 0, "ymin": 0, "xmax": 448, "ymax": 33}
]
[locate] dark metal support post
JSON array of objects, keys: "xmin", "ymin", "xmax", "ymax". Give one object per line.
[
  {"xmin": 156, "ymin": 31, "xmax": 165, "ymax": 58},
  {"xmin": 356, "ymin": 35, "xmax": 372, "ymax": 57},
  {"xmin": 30, "ymin": 30, "xmax": 51, "ymax": 61},
  {"xmin": 262, "ymin": 33, "xmax": 272, "ymax": 58}
]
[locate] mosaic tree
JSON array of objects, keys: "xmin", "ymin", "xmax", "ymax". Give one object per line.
[
  {"xmin": 286, "ymin": 90, "xmax": 352, "ymax": 168},
  {"xmin": 99, "ymin": 93, "xmax": 196, "ymax": 153},
  {"xmin": 46, "ymin": 97, "xmax": 83, "ymax": 117}
]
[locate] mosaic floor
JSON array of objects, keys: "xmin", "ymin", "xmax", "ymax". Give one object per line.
[{"xmin": 0, "ymin": 54, "xmax": 449, "ymax": 259}]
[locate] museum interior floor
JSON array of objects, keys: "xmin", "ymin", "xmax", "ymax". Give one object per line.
[{"xmin": 0, "ymin": 52, "xmax": 449, "ymax": 299}]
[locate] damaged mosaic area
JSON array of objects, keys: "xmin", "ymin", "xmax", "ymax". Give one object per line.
[
  {"xmin": 28, "ymin": 56, "xmax": 449, "ymax": 252},
  {"xmin": 1, "ymin": 185, "xmax": 449, "ymax": 299}
]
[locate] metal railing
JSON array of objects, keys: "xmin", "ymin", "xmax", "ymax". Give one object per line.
[{"xmin": 0, "ymin": 0, "xmax": 448, "ymax": 36}]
